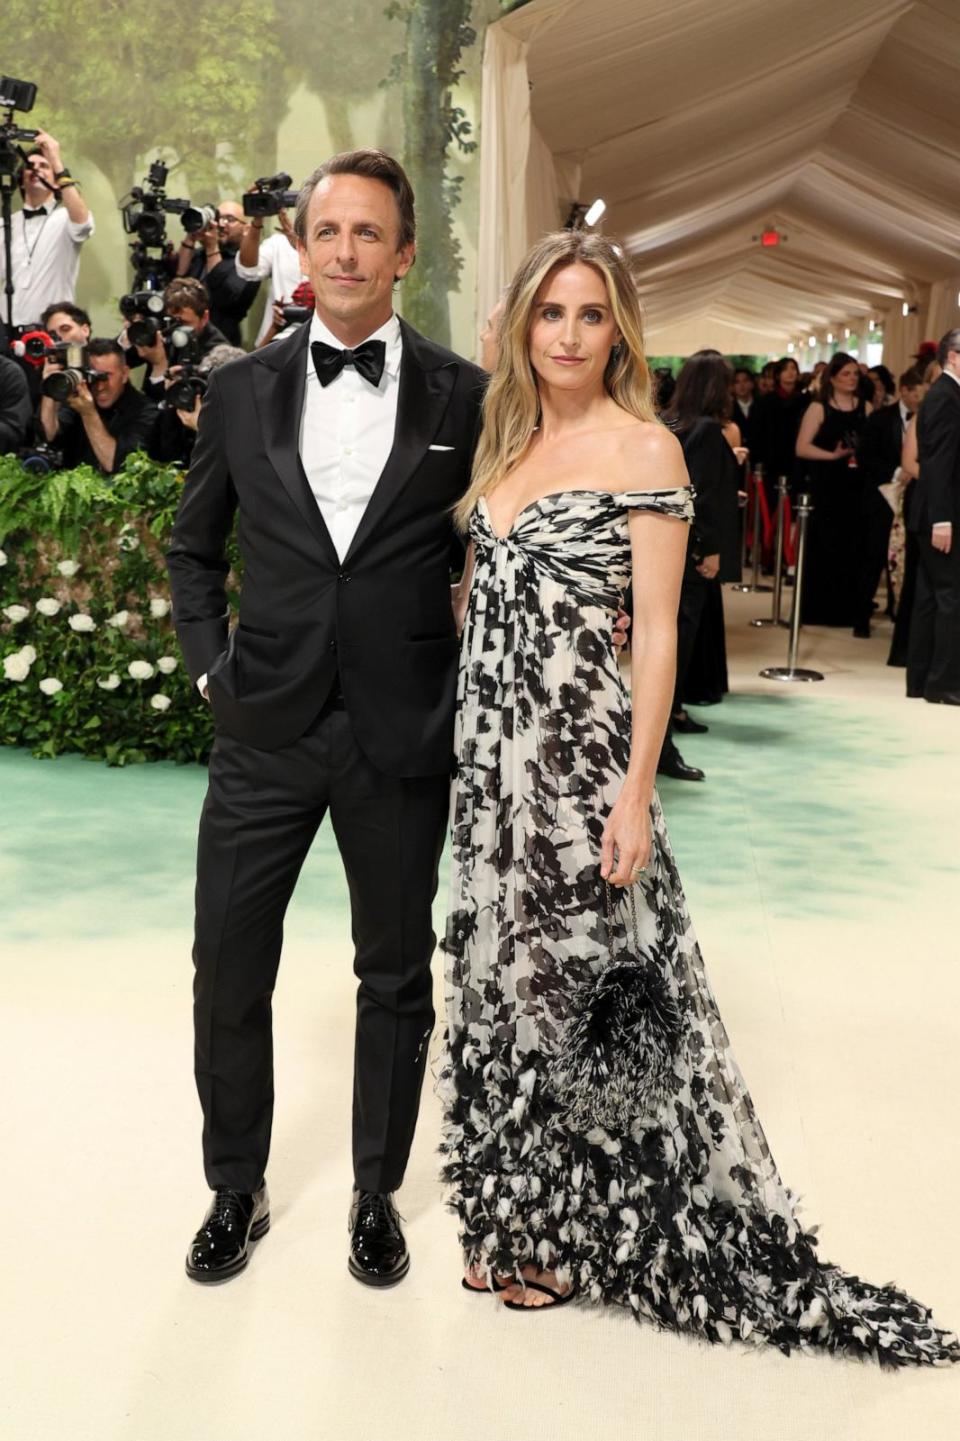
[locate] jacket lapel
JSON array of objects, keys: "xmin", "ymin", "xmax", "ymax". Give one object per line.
[
  {"xmin": 251, "ymin": 324, "xmax": 340, "ymax": 567},
  {"xmin": 343, "ymin": 320, "xmax": 458, "ymax": 564}
]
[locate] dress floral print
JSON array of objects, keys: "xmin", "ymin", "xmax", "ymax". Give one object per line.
[{"xmin": 439, "ymin": 486, "xmax": 957, "ymax": 1368}]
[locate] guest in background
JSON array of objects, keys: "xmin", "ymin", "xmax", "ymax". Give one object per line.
[
  {"xmin": 852, "ymin": 367, "xmax": 923, "ymax": 638},
  {"xmin": 754, "ymin": 355, "xmax": 807, "ymax": 499},
  {"xmin": 906, "ymin": 329, "xmax": 960, "ymax": 703},
  {"xmin": 756, "ymin": 361, "xmax": 776, "ymax": 396},
  {"xmin": 137, "ymin": 279, "xmax": 228, "ymax": 402},
  {"xmin": 796, "ymin": 351, "xmax": 871, "ymax": 626},
  {"xmin": 657, "ymin": 350, "xmax": 738, "ymax": 781},
  {"xmin": 889, "ymin": 361, "xmax": 939, "ymax": 668},
  {"xmin": 0, "ymin": 131, "xmax": 94, "ymax": 326},
  {"xmin": 40, "ymin": 301, "xmax": 91, "ymax": 345},
  {"xmin": 731, "ymin": 367, "xmax": 757, "ymax": 451},
  {"xmin": 151, "ymin": 343, "xmax": 248, "ymax": 466},
  {"xmin": 868, "ymin": 364, "xmax": 896, "ymax": 410},
  {"xmin": 236, "ymin": 203, "xmax": 307, "ymax": 346}
]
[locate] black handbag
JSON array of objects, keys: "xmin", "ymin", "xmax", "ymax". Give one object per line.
[{"xmin": 549, "ymin": 883, "xmax": 686, "ymax": 1135}]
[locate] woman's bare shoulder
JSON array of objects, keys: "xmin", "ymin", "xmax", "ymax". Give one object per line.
[{"xmin": 603, "ymin": 420, "xmax": 689, "ymax": 491}]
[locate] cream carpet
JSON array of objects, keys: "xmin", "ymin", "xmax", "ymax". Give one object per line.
[{"xmin": 3, "ymin": 589, "xmax": 958, "ymax": 1440}]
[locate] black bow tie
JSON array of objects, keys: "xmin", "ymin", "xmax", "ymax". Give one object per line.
[
  {"xmin": 311, "ymin": 339, "xmax": 386, "ymax": 389},
  {"xmin": 22, "ymin": 207, "xmax": 47, "ymax": 219}
]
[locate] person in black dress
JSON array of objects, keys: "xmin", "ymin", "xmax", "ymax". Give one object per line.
[
  {"xmin": 753, "ymin": 356, "xmax": 807, "ymax": 501},
  {"xmin": 795, "ymin": 352, "xmax": 871, "ymax": 626},
  {"xmin": 657, "ymin": 350, "xmax": 740, "ymax": 780}
]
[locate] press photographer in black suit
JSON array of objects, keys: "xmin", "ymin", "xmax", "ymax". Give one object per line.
[
  {"xmin": 907, "ymin": 329, "xmax": 960, "ymax": 703},
  {"xmin": 166, "ymin": 150, "xmax": 487, "ymax": 1287}
]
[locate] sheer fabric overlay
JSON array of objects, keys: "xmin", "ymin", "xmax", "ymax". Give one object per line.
[{"xmin": 439, "ymin": 486, "xmax": 957, "ymax": 1367}]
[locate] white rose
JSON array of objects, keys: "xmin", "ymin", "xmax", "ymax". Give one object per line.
[
  {"xmin": 18, "ymin": 645, "xmax": 36, "ymax": 664},
  {"xmin": 0, "ymin": 547, "xmax": 7, "ymax": 566},
  {"xmin": 57, "ymin": 560, "xmax": 80, "ymax": 578},
  {"xmin": 127, "ymin": 660, "xmax": 155, "ymax": 681},
  {"xmin": 150, "ymin": 693, "xmax": 172, "ymax": 712},
  {"xmin": 105, "ymin": 610, "xmax": 130, "ymax": 629},
  {"xmin": 35, "ymin": 598, "xmax": 62, "ymax": 617},
  {"xmin": 149, "ymin": 597, "xmax": 171, "ymax": 618},
  {"xmin": 2, "ymin": 604, "xmax": 29, "ymax": 623},
  {"xmin": 68, "ymin": 613, "xmax": 97, "ymax": 633},
  {"xmin": 156, "ymin": 655, "xmax": 178, "ymax": 674},
  {"xmin": 39, "ymin": 677, "xmax": 63, "ymax": 696},
  {"xmin": 3, "ymin": 651, "xmax": 31, "ymax": 682},
  {"xmin": 117, "ymin": 533, "xmax": 139, "ymax": 553},
  {"xmin": 97, "ymin": 673, "xmax": 121, "ymax": 691}
]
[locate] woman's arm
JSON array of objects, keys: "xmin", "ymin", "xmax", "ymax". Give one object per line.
[
  {"xmin": 796, "ymin": 401, "xmax": 853, "ymax": 461},
  {"xmin": 452, "ymin": 540, "xmax": 475, "ymax": 634},
  {"xmin": 601, "ymin": 428, "xmax": 689, "ymax": 886},
  {"xmin": 900, "ymin": 415, "xmax": 919, "ymax": 483}
]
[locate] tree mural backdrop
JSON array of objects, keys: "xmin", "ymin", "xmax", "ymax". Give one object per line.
[{"xmin": 4, "ymin": 0, "xmax": 512, "ymax": 349}]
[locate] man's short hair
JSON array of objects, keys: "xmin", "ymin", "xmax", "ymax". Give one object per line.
[
  {"xmin": 937, "ymin": 328, "xmax": 960, "ymax": 367},
  {"xmin": 899, "ymin": 367, "xmax": 924, "ymax": 389},
  {"xmin": 164, "ymin": 278, "xmax": 210, "ymax": 315},
  {"xmin": 41, "ymin": 301, "xmax": 91, "ymax": 331},
  {"xmin": 733, "ymin": 367, "xmax": 754, "ymax": 381},
  {"xmin": 294, "ymin": 149, "xmax": 416, "ymax": 250},
  {"xmin": 87, "ymin": 338, "xmax": 126, "ymax": 363},
  {"xmin": 198, "ymin": 344, "xmax": 247, "ymax": 376}
]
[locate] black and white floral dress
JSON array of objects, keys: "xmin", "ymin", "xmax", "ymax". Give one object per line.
[{"xmin": 439, "ymin": 486, "xmax": 957, "ymax": 1368}]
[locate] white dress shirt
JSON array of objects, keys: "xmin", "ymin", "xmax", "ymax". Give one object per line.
[
  {"xmin": 0, "ymin": 201, "xmax": 95, "ymax": 326},
  {"xmin": 235, "ymin": 232, "xmax": 307, "ymax": 344},
  {"xmin": 299, "ymin": 309, "xmax": 402, "ymax": 562}
]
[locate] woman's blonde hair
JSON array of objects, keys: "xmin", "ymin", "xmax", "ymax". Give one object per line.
[{"xmin": 454, "ymin": 231, "xmax": 657, "ymax": 531}]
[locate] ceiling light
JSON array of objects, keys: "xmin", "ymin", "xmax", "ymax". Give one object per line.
[
  {"xmin": 844, "ymin": 327, "xmax": 851, "ymax": 339},
  {"xmin": 787, "ymin": 343, "xmax": 794, "ymax": 354},
  {"xmin": 808, "ymin": 336, "xmax": 816, "ymax": 348},
  {"xmin": 869, "ymin": 319, "xmax": 876, "ymax": 331},
  {"xmin": 827, "ymin": 333, "xmax": 834, "ymax": 344},
  {"xmin": 583, "ymin": 198, "xmax": 606, "ymax": 228}
]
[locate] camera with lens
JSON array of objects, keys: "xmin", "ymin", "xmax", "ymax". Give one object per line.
[
  {"xmin": 18, "ymin": 441, "xmax": 64, "ymax": 476},
  {"xmin": 281, "ymin": 304, "xmax": 312, "ymax": 327},
  {"xmin": 180, "ymin": 203, "xmax": 219, "ymax": 235},
  {"xmin": 243, "ymin": 172, "xmax": 299, "ymax": 219},
  {"xmin": 39, "ymin": 343, "xmax": 103, "ymax": 402},
  {"xmin": 165, "ymin": 364, "xmax": 207, "ymax": 412},
  {"xmin": 119, "ymin": 290, "xmax": 167, "ymax": 346}
]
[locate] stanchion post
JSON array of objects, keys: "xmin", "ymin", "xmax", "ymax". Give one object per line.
[
  {"xmin": 751, "ymin": 474, "xmax": 789, "ymax": 628},
  {"xmin": 730, "ymin": 464, "xmax": 772, "ymax": 594},
  {"xmin": 760, "ymin": 492, "xmax": 824, "ymax": 683}
]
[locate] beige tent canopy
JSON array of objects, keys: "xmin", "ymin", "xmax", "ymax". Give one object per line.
[{"xmin": 478, "ymin": 0, "xmax": 960, "ymax": 370}]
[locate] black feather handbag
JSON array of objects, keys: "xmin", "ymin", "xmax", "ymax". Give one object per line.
[{"xmin": 549, "ymin": 883, "xmax": 686, "ymax": 1135}]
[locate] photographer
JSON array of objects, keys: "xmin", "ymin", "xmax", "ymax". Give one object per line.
[
  {"xmin": 39, "ymin": 338, "xmax": 157, "ymax": 475},
  {"xmin": 175, "ymin": 201, "xmax": 260, "ymax": 346},
  {"xmin": 0, "ymin": 352, "xmax": 31, "ymax": 455},
  {"xmin": 236, "ymin": 196, "xmax": 306, "ymax": 345},
  {"xmin": 40, "ymin": 301, "xmax": 91, "ymax": 345},
  {"xmin": 151, "ymin": 341, "xmax": 246, "ymax": 466},
  {"xmin": 0, "ymin": 131, "xmax": 94, "ymax": 325},
  {"xmin": 137, "ymin": 278, "xmax": 227, "ymax": 401}
]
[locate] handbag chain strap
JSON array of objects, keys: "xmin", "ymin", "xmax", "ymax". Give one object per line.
[{"xmin": 604, "ymin": 880, "xmax": 641, "ymax": 953}]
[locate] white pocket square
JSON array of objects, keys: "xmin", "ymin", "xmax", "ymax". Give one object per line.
[{"xmin": 428, "ymin": 444, "xmax": 455, "ymax": 451}]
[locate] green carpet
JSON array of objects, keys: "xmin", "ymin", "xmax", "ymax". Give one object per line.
[{"xmin": 1, "ymin": 690, "xmax": 951, "ymax": 945}]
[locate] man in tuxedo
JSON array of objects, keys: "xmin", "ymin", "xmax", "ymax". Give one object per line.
[
  {"xmin": 731, "ymin": 367, "xmax": 757, "ymax": 451},
  {"xmin": 166, "ymin": 150, "xmax": 486, "ymax": 1286},
  {"xmin": 907, "ymin": 329, "xmax": 960, "ymax": 703},
  {"xmin": 852, "ymin": 367, "xmax": 923, "ymax": 638}
]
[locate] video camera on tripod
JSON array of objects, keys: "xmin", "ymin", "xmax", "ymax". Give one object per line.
[
  {"xmin": 0, "ymin": 74, "xmax": 40, "ymax": 333},
  {"xmin": 119, "ymin": 160, "xmax": 223, "ymax": 290}
]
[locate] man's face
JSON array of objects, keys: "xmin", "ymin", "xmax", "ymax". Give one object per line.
[
  {"xmin": 23, "ymin": 152, "xmax": 54, "ymax": 205},
  {"xmin": 89, "ymin": 355, "xmax": 127, "ymax": 409},
  {"xmin": 297, "ymin": 172, "xmax": 415, "ymax": 339},
  {"xmin": 733, "ymin": 371, "xmax": 753, "ymax": 400},
  {"xmin": 45, "ymin": 311, "xmax": 91, "ymax": 345},
  {"xmin": 900, "ymin": 384, "xmax": 923, "ymax": 413},
  {"xmin": 169, "ymin": 305, "xmax": 207, "ymax": 336},
  {"xmin": 217, "ymin": 201, "xmax": 245, "ymax": 247}
]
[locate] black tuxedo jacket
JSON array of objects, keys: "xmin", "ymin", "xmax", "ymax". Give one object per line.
[
  {"xmin": 166, "ymin": 318, "xmax": 486, "ymax": 774},
  {"xmin": 731, "ymin": 398, "xmax": 757, "ymax": 450},
  {"xmin": 856, "ymin": 402, "xmax": 906, "ymax": 491},
  {"xmin": 913, "ymin": 374, "xmax": 960, "ymax": 534}
]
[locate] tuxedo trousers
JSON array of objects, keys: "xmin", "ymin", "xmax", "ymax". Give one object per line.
[
  {"xmin": 906, "ymin": 534, "xmax": 960, "ymax": 699},
  {"xmin": 193, "ymin": 703, "xmax": 450, "ymax": 1195}
]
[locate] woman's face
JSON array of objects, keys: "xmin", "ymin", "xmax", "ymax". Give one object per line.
[
  {"xmin": 779, "ymin": 361, "xmax": 799, "ymax": 391},
  {"xmin": 833, "ymin": 362, "xmax": 860, "ymax": 395},
  {"xmin": 527, "ymin": 261, "xmax": 621, "ymax": 394}
]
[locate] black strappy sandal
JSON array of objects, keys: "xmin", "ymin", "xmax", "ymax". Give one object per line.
[
  {"xmin": 502, "ymin": 1277, "xmax": 578, "ymax": 1312},
  {"xmin": 461, "ymin": 1272, "xmax": 509, "ymax": 1295}
]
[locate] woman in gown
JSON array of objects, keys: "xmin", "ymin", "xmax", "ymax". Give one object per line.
[
  {"xmin": 796, "ymin": 353, "xmax": 872, "ymax": 626},
  {"xmin": 439, "ymin": 229, "xmax": 957, "ymax": 1367}
]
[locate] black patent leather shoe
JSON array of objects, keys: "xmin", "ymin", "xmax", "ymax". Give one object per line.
[
  {"xmin": 657, "ymin": 755, "xmax": 706, "ymax": 782},
  {"xmin": 348, "ymin": 1190, "xmax": 410, "ymax": 1287},
  {"xmin": 672, "ymin": 711, "xmax": 709, "ymax": 734},
  {"xmin": 926, "ymin": 691, "xmax": 960, "ymax": 706},
  {"xmin": 185, "ymin": 1182, "xmax": 270, "ymax": 1283}
]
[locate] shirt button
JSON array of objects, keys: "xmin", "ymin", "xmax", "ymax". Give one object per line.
[{"xmin": 336, "ymin": 499, "xmax": 348, "ymax": 512}]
